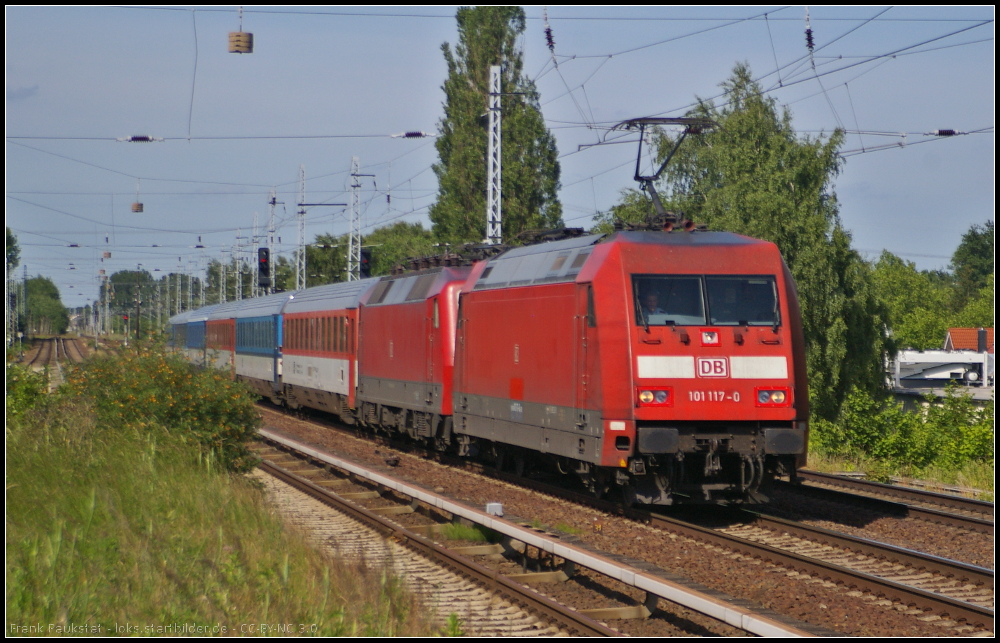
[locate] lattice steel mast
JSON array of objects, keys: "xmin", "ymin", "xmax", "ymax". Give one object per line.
[{"xmin": 486, "ymin": 65, "xmax": 502, "ymax": 245}]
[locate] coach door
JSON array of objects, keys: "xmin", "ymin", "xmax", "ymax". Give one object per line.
[
  {"xmin": 426, "ymin": 297, "xmax": 438, "ymax": 385},
  {"xmin": 575, "ymin": 284, "xmax": 593, "ymax": 411}
]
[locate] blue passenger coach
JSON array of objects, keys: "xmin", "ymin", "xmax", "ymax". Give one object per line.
[
  {"xmin": 168, "ymin": 310, "xmax": 192, "ymax": 352},
  {"xmin": 234, "ymin": 292, "xmax": 297, "ymax": 401},
  {"xmin": 184, "ymin": 304, "xmax": 219, "ymax": 366}
]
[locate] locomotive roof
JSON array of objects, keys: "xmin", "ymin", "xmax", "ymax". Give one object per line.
[
  {"xmin": 282, "ymin": 277, "xmax": 381, "ymax": 314},
  {"xmin": 473, "ymin": 234, "xmax": 602, "ymax": 291},
  {"xmin": 609, "ymin": 230, "xmax": 768, "ymax": 247},
  {"xmin": 469, "ymin": 230, "xmax": 771, "ymax": 291},
  {"xmin": 365, "ymin": 266, "xmax": 471, "ymax": 306}
]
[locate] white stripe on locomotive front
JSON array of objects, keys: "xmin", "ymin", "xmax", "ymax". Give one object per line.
[{"xmin": 636, "ymin": 355, "xmax": 788, "ymax": 379}]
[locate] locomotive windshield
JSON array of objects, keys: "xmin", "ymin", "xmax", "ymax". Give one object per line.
[
  {"xmin": 633, "ymin": 276, "xmax": 705, "ymax": 326},
  {"xmin": 632, "ymin": 275, "xmax": 778, "ymax": 327},
  {"xmin": 705, "ymin": 276, "xmax": 778, "ymax": 326}
]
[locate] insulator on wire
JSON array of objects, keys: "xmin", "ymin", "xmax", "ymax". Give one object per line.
[
  {"xmin": 805, "ymin": 28, "xmax": 814, "ymax": 53},
  {"xmin": 543, "ymin": 7, "xmax": 556, "ymax": 59}
]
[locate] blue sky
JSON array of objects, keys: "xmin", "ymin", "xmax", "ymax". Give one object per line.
[{"xmin": 6, "ymin": 6, "xmax": 994, "ymax": 308}]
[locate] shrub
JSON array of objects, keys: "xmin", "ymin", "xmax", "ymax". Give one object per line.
[
  {"xmin": 61, "ymin": 345, "xmax": 261, "ymax": 472},
  {"xmin": 811, "ymin": 384, "xmax": 994, "ymax": 475},
  {"xmin": 6, "ymin": 362, "xmax": 48, "ymax": 421}
]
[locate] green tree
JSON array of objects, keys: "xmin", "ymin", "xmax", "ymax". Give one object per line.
[
  {"xmin": 25, "ymin": 276, "xmax": 68, "ymax": 335},
  {"xmin": 307, "ymin": 222, "xmax": 438, "ymax": 286},
  {"xmin": 606, "ymin": 63, "xmax": 891, "ymax": 420},
  {"xmin": 6, "ymin": 227, "xmax": 19, "ymax": 270},
  {"xmin": 365, "ymin": 222, "xmax": 438, "ymax": 275},
  {"xmin": 950, "ymin": 220, "xmax": 994, "ymax": 310},
  {"xmin": 951, "ymin": 273, "xmax": 994, "ymax": 328},
  {"xmin": 872, "ymin": 252, "xmax": 951, "ymax": 350},
  {"xmin": 430, "ymin": 6, "xmax": 562, "ymax": 245}
]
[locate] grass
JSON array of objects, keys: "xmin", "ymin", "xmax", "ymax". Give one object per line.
[
  {"xmin": 440, "ymin": 522, "xmax": 500, "ymax": 543},
  {"xmin": 552, "ymin": 522, "xmax": 586, "ymax": 536},
  {"xmin": 6, "ymin": 353, "xmax": 436, "ymax": 636},
  {"xmin": 806, "ymin": 450, "xmax": 994, "ymax": 499}
]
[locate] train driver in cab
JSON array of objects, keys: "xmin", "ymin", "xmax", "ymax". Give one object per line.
[{"xmin": 641, "ymin": 291, "xmax": 666, "ymax": 316}]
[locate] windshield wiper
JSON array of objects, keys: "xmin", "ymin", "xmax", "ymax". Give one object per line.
[
  {"xmin": 771, "ymin": 285, "xmax": 780, "ymax": 333},
  {"xmin": 634, "ymin": 282, "xmax": 650, "ymax": 334}
]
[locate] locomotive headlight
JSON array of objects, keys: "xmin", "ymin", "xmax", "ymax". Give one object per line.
[
  {"xmin": 637, "ymin": 387, "xmax": 673, "ymax": 407},
  {"xmin": 699, "ymin": 329, "xmax": 721, "ymax": 346},
  {"xmin": 755, "ymin": 387, "xmax": 791, "ymax": 407}
]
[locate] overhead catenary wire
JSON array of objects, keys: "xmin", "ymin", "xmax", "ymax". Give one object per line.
[
  {"xmin": 111, "ymin": 6, "xmax": 992, "ymax": 22},
  {"xmin": 10, "ymin": 8, "xmax": 992, "ymax": 300},
  {"xmin": 188, "ymin": 9, "xmax": 198, "ymax": 141}
]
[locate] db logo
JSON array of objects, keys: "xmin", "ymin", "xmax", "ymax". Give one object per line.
[{"xmin": 697, "ymin": 357, "xmax": 729, "ymax": 378}]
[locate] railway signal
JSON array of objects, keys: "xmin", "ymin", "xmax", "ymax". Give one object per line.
[
  {"xmin": 258, "ymin": 247, "xmax": 271, "ymax": 288},
  {"xmin": 360, "ymin": 248, "xmax": 372, "ymax": 279}
]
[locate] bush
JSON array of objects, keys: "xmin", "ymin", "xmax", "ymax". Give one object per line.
[
  {"xmin": 811, "ymin": 385, "xmax": 994, "ymax": 475},
  {"xmin": 61, "ymin": 345, "xmax": 261, "ymax": 472},
  {"xmin": 6, "ymin": 362, "xmax": 48, "ymax": 421}
]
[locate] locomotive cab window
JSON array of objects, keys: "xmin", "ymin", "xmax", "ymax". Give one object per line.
[
  {"xmin": 705, "ymin": 276, "xmax": 779, "ymax": 326},
  {"xmin": 632, "ymin": 275, "xmax": 780, "ymax": 327},
  {"xmin": 632, "ymin": 275, "xmax": 706, "ymax": 326}
]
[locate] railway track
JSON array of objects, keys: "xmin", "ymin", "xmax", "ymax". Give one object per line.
[
  {"xmin": 259, "ymin": 405, "xmax": 993, "ymax": 634},
  {"xmin": 24, "ymin": 337, "xmax": 89, "ymax": 391},
  {"xmin": 781, "ymin": 470, "xmax": 994, "ymax": 535},
  {"xmin": 652, "ymin": 508, "xmax": 994, "ymax": 628},
  {"xmin": 254, "ymin": 430, "xmax": 824, "ymax": 637},
  {"xmin": 253, "ymin": 466, "xmax": 574, "ymax": 636},
  {"xmin": 508, "ymin": 475, "xmax": 995, "ymax": 630}
]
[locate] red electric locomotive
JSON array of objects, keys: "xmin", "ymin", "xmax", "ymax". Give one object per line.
[
  {"xmin": 355, "ymin": 267, "xmax": 470, "ymax": 442},
  {"xmin": 450, "ymin": 229, "xmax": 807, "ymax": 504}
]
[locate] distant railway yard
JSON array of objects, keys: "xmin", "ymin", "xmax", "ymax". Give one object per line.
[{"xmin": 11, "ymin": 337, "xmax": 994, "ymax": 636}]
